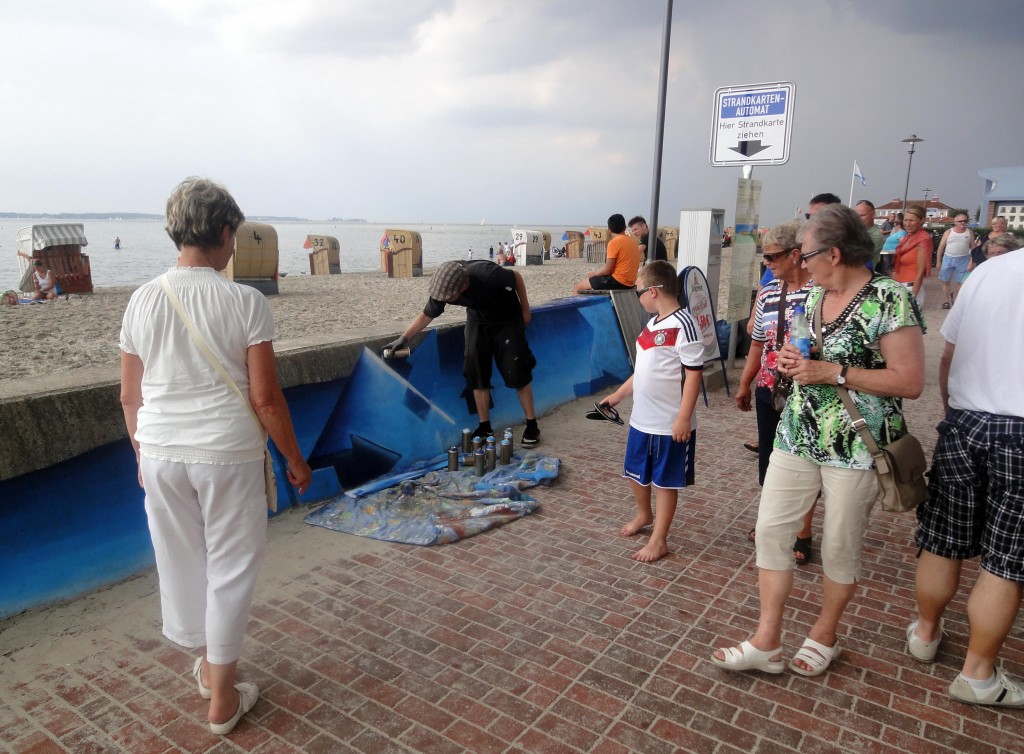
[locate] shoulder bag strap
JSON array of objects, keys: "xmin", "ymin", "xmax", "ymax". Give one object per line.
[
  {"xmin": 775, "ymin": 282, "xmax": 788, "ymax": 351},
  {"xmin": 159, "ymin": 274, "xmax": 264, "ymax": 433},
  {"xmin": 814, "ymin": 293, "xmax": 883, "ymax": 456}
]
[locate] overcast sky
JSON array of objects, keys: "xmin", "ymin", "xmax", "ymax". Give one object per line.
[{"xmin": 2, "ymin": 0, "xmax": 1022, "ymax": 226}]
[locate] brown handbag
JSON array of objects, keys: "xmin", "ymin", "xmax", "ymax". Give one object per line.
[{"xmin": 813, "ymin": 297, "xmax": 928, "ymax": 512}]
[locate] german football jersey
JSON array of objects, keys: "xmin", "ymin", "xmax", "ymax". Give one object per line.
[{"xmin": 630, "ymin": 308, "xmax": 704, "ymax": 435}]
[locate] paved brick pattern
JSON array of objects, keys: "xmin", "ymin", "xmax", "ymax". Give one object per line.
[{"xmin": 3, "ymin": 291, "xmax": 1024, "ymax": 753}]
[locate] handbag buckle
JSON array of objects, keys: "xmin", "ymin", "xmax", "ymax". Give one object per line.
[{"xmin": 851, "ymin": 417, "xmax": 868, "ymax": 431}]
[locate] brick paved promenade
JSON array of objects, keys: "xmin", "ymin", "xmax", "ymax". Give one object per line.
[{"xmin": 3, "ymin": 285, "xmax": 1023, "ymax": 753}]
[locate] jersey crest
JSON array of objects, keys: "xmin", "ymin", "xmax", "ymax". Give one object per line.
[{"xmin": 638, "ymin": 326, "xmax": 679, "ymax": 350}]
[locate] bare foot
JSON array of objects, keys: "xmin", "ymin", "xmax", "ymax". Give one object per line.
[
  {"xmin": 632, "ymin": 539, "xmax": 668, "ymax": 562},
  {"xmin": 621, "ymin": 514, "xmax": 653, "ymax": 537}
]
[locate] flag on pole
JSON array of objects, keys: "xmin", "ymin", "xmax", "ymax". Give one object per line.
[
  {"xmin": 853, "ymin": 160, "xmax": 867, "ymax": 186},
  {"xmin": 379, "ymin": 231, "xmax": 390, "ymax": 249}
]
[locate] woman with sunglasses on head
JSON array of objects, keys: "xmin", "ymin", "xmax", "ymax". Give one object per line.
[
  {"xmin": 713, "ymin": 205, "xmax": 924, "ymax": 679},
  {"xmin": 735, "ymin": 220, "xmax": 817, "ymax": 564},
  {"xmin": 891, "ymin": 204, "xmax": 932, "ymax": 307}
]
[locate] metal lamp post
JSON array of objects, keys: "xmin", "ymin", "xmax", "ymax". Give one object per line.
[
  {"xmin": 901, "ymin": 134, "xmax": 924, "ymax": 212},
  {"xmin": 922, "ymin": 187, "xmax": 933, "ymax": 217}
]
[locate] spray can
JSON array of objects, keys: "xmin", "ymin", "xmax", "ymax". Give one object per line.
[
  {"xmin": 383, "ymin": 347, "xmax": 411, "ymax": 359},
  {"xmin": 447, "ymin": 446, "xmax": 460, "ymax": 471},
  {"xmin": 474, "ymin": 448, "xmax": 485, "ymax": 476},
  {"xmin": 485, "ymin": 445, "xmax": 496, "ymax": 472},
  {"xmin": 500, "ymin": 438, "xmax": 512, "ymax": 465},
  {"xmin": 461, "ymin": 428, "xmax": 472, "ymax": 454},
  {"xmin": 486, "ymin": 435, "xmax": 495, "ymax": 447},
  {"xmin": 504, "ymin": 428, "xmax": 514, "ymax": 454},
  {"xmin": 472, "ymin": 436, "xmax": 484, "ymax": 453}
]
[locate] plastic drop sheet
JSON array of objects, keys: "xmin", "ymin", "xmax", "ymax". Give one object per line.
[{"xmin": 304, "ymin": 451, "xmax": 559, "ymax": 545}]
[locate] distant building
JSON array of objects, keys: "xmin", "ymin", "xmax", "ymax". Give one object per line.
[
  {"xmin": 874, "ymin": 197, "xmax": 954, "ymax": 223},
  {"xmin": 979, "ymin": 167, "xmax": 1024, "ymax": 230}
]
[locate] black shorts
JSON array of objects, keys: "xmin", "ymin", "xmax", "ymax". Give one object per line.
[
  {"xmin": 463, "ymin": 319, "xmax": 536, "ymax": 391},
  {"xmin": 588, "ymin": 274, "xmax": 632, "ymax": 291}
]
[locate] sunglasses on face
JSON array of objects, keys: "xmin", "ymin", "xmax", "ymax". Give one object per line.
[
  {"xmin": 762, "ymin": 249, "xmax": 795, "ymax": 263},
  {"xmin": 636, "ymin": 284, "xmax": 664, "ymax": 298}
]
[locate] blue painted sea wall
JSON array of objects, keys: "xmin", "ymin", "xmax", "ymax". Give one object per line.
[{"xmin": 0, "ymin": 296, "xmax": 632, "ymax": 619}]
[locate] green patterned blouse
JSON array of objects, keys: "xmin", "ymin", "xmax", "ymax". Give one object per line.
[{"xmin": 774, "ymin": 274, "xmax": 925, "ymax": 470}]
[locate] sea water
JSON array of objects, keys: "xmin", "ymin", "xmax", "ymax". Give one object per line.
[{"xmin": 1, "ymin": 219, "xmax": 578, "ymax": 290}]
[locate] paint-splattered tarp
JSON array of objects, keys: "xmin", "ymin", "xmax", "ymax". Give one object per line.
[{"xmin": 304, "ymin": 451, "xmax": 559, "ymax": 545}]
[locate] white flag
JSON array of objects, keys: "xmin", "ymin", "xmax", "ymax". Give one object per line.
[{"xmin": 853, "ymin": 160, "xmax": 867, "ymax": 186}]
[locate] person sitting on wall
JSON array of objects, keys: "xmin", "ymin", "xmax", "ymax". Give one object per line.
[{"xmin": 572, "ymin": 213, "xmax": 642, "ymax": 294}]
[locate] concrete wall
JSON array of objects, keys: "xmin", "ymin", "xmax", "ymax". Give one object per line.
[{"xmin": 0, "ymin": 296, "xmax": 633, "ymax": 619}]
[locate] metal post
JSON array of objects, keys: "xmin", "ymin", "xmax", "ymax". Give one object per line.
[
  {"xmin": 901, "ymin": 134, "xmax": 923, "ymax": 212},
  {"xmin": 646, "ymin": 0, "xmax": 673, "ymax": 251}
]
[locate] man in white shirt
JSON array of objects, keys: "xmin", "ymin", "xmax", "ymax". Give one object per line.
[
  {"xmin": 935, "ymin": 213, "xmax": 974, "ymax": 309},
  {"xmin": 908, "ymin": 246, "xmax": 1024, "ymax": 707}
]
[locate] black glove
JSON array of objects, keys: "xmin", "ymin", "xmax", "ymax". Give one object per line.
[{"xmin": 381, "ymin": 335, "xmax": 408, "ymax": 357}]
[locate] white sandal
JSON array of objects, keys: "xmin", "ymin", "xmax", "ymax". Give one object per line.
[
  {"xmin": 711, "ymin": 640, "xmax": 785, "ymax": 674},
  {"xmin": 789, "ymin": 638, "xmax": 841, "ymax": 677}
]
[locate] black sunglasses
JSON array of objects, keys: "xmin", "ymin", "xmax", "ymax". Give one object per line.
[
  {"xmin": 799, "ymin": 246, "xmax": 831, "ymax": 263},
  {"xmin": 762, "ymin": 249, "xmax": 795, "ymax": 263},
  {"xmin": 636, "ymin": 284, "xmax": 664, "ymax": 298}
]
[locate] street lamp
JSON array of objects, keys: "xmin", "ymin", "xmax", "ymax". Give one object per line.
[
  {"xmin": 922, "ymin": 187, "xmax": 933, "ymax": 218},
  {"xmin": 901, "ymin": 134, "xmax": 924, "ymax": 212}
]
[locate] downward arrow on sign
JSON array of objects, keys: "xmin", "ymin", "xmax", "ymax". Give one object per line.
[{"xmin": 729, "ymin": 140, "xmax": 771, "ymax": 157}]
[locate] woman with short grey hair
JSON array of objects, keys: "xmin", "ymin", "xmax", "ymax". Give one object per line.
[
  {"xmin": 120, "ymin": 177, "xmax": 311, "ymax": 735},
  {"xmin": 713, "ymin": 205, "xmax": 925, "ymax": 679}
]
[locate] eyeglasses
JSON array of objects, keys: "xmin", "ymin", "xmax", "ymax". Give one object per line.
[
  {"xmin": 799, "ymin": 247, "xmax": 831, "ymax": 263},
  {"xmin": 762, "ymin": 249, "xmax": 794, "ymax": 263},
  {"xmin": 636, "ymin": 284, "xmax": 664, "ymax": 298}
]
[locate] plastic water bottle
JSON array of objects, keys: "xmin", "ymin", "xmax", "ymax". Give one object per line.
[{"xmin": 789, "ymin": 303, "xmax": 812, "ymax": 359}]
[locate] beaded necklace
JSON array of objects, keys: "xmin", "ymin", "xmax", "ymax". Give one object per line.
[{"xmin": 818, "ymin": 276, "xmax": 875, "ymax": 337}]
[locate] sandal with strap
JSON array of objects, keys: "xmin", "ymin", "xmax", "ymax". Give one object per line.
[
  {"xmin": 711, "ymin": 640, "xmax": 785, "ymax": 674},
  {"xmin": 793, "ymin": 536, "xmax": 813, "ymax": 566},
  {"xmin": 193, "ymin": 656, "xmax": 212, "ymax": 699},
  {"xmin": 789, "ymin": 637, "xmax": 841, "ymax": 677}
]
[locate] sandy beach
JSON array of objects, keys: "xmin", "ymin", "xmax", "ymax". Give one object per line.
[{"xmin": 0, "ymin": 259, "xmax": 595, "ymax": 399}]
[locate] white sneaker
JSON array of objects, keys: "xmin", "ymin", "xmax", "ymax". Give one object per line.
[{"xmin": 949, "ymin": 669, "xmax": 1024, "ymax": 708}]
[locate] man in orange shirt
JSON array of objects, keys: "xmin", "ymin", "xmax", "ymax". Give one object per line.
[{"xmin": 573, "ymin": 214, "xmax": 642, "ymax": 294}]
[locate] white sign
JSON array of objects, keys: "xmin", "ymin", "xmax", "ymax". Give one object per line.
[
  {"xmin": 681, "ymin": 266, "xmax": 720, "ymax": 362},
  {"xmin": 710, "ymin": 81, "xmax": 795, "ymax": 167}
]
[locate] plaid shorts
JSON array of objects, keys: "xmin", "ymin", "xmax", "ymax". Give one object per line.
[{"xmin": 915, "ymin": 409, "xmax": 1024, "ymax": 582}]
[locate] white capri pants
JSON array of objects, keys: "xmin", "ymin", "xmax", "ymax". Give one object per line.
[
  {"xmin": 755, "ymin": 450, "xmax": 878, "ymax": 584},
  {"xmin": 141, "ymin": 457, "xmax": 267, "ymax": 665}
]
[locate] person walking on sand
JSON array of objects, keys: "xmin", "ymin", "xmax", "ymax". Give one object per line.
[
  {"xmin": 599, "ymin": 261, "xmax": 704, "ymax": 562},
  {"xmin": 383, "ymin": 259, "xmax": 541, "ymax": 446}
]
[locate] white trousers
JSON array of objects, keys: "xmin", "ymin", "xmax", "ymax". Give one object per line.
[
  {"xmin": 755, "ymin": 450, "xmax": 878, "ymax": 584},
  {"xmin": 141, "ymin": 457, "xmax": 267, "ymax": 664}
]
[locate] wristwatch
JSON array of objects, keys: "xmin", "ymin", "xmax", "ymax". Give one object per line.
[{"xmin": 836, "ymin": 364, "xmax": 849, "ymax": 386}]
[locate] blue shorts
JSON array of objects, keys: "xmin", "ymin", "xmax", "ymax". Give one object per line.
[
  {"xmin": 939, "ymin": 254, "xmax": 969, "ymax": 283},
  {"xmin": 622, "ymin": 427, "xmax": 696, "ymax": 489}
]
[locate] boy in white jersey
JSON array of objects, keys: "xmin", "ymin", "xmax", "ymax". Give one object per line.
[{"xmin": 600, "ymin": 261, "xmax": 704, "ymax": 561}]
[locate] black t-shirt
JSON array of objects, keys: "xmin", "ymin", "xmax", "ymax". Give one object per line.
[
  {"xmin": 641, "ymin": 233, "xmax": 668, "ymax": 262},
  {"xmin": 423, "ymin": 260, "xmax": 523, "ymax": 324}
]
